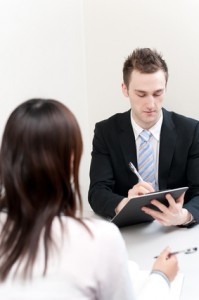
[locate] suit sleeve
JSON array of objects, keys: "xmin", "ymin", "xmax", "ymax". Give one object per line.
[
  {"xmin": 88, "ymin": 122, "xmax": 124, "ymax": 218},
  {"xmin": 184, "ymin": 122, "xmax": 199, "ymax": 223}
]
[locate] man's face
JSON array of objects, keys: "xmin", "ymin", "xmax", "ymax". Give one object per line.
[{"xmin": 122, "ymin": 70, "xmax": 166, "ymax": 129}]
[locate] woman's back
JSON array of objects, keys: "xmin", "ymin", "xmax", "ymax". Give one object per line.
[
  {"xmin": 0, "ymin": 214, "xmax": 134, "ymax": 300},
  {"xmin": 0, "ymin": 99, "xmax": 178, "ymax": 300}
]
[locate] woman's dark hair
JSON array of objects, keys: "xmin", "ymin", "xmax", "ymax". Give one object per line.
[{"xmin": 0, "ymin": 98, "xmax": 83, "ymax": 280}]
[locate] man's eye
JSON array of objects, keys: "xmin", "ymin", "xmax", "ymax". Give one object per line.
[
  {"xmin": 154, "ymin": 92, "xmax": 162, "ymax": 97},
  {"xmin": 138, "ymin": 94, "xmax": 145, "ymax": 98}
]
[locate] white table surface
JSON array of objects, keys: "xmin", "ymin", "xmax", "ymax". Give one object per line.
[{"xmin": 83, "ymin": 210, "xmax": 199, "ymax": 300}]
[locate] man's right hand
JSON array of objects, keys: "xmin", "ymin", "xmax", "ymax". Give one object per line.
[
  {"xmin": 115, "ymin": 181, "xmax": 154, "ymax": 214},
  {"xmin": 127, "ymin": 181, "xmax": 154, "ymax": 200}
]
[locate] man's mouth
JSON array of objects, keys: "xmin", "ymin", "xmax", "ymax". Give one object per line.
[{"xmin": 144, "ymin": 110, "xmax": 156, "ymax": 113}]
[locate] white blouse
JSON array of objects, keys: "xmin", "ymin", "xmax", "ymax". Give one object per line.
[{"xmin": 0, "ymin": 214, "xmax": 169, "ymax": 299}]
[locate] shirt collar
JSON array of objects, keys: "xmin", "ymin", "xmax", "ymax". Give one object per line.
[{"xmin": 130, "ymin": 110, "xmax": 163, "ymax": 141}]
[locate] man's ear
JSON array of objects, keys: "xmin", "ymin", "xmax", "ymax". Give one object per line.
[{"xmin": 121, "ymin": 83, "xmax": 129, "ymax": 97}]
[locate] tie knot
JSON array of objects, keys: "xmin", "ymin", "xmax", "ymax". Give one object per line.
[{"xmin": 139, "ymin": 130, "xmax": 151, "ymax": 142}]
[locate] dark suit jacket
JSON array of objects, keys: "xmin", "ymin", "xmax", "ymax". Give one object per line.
[{"xmin": 88, "ymin": 108, "xmax": 199, "ymax": 222}]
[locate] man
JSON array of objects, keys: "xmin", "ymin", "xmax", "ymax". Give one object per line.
[{"xmin": 88, "ymin": 48, "xmax": 199, "ymax": 227}]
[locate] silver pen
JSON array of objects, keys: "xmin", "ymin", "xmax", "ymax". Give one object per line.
[
  {"xmin": 154, "ymin": 247, "xmax": 198, "ymax": 258},
  {"xmin": 129, "ymin": 162, "xmax": 143, "ymax": 182}
]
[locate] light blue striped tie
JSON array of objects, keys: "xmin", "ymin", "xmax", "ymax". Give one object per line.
[{"xmin": 138, "ymin": 130, "xmax": 155, "ymax": 189}]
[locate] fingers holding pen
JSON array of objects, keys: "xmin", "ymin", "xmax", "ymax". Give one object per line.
[
  {"xmin": 128, "ymin": 181, "xmax": 154, "ymax": 200},
  {"xmin": 116, "ymin": 181, "xmax": 155, "ymax": 213},
  {"xmin": 153, "ymin": 247, "xmax": 179, "ymax": 282}
]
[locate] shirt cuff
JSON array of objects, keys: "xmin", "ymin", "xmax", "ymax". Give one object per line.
[
  {"xmin": 150, "ymin": 270, "xmax": 170, "ymax": 287},
  {"xmin": 182, "ymin": 212, "xmax": 193, "ymax": 225},
  {"xmin": 178, "ymin": 213, "xmax": 197, "ymax": 228}
]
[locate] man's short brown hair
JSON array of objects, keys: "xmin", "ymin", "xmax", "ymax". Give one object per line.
[{"xmin": 123, "ymin": 48, "xmax": 168, "ymax": 88}]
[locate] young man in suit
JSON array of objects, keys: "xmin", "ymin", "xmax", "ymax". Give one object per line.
[{"xmin": 88, "ymin": 48, "xmax": 199, "ymax": 227}]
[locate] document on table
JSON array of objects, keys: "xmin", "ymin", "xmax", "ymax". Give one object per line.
[{"xmin": 128, "ymin": 260, "xmax": 184, "ymax": 300}]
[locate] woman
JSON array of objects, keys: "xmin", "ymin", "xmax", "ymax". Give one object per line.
[{"xmin": 0, "ymin": 99, "xmax": 178, "ymax": 299}]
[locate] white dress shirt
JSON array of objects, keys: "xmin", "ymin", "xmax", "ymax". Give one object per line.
[{"xmin": 130, "ymin": 110, "xmax": 163, "ymax": 191}]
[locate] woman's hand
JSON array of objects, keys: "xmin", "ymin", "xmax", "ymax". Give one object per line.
[{"xmin": 152, "ymin": 247, "xmax": 179, "ymax": 282}]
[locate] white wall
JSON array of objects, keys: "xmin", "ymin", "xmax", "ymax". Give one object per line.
[
  {"xmin": 1, "ymin": 0, "xmax": 199, "ymax": 211},
  {"xmin": 84, "ymin": 0, "xmax": 199, "ymax": 141},
  {"xmin": 0, "ymin": 0, "xmax": 90, "ymax": 209}
]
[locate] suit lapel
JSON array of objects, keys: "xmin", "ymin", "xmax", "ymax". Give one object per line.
[
  {"xmin": 159, "ymin": 109, "xmax": 177, "ymax": 188},
  {"xmin": 117, "ymin": 109, "xmax": 177, "ymax": 189},
  {"xmin": 118, "ymin": 110, "xmax": 138, "ymax": 168}
]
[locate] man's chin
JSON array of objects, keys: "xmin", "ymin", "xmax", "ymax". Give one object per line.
[{"xmin": 141, "ymin": 116, "xmax": 159, "ymax": 128}]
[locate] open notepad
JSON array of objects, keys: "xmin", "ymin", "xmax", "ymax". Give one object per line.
[{"xmin": 128, "ymin": 260, "xmax": 184, "ymax": 300}]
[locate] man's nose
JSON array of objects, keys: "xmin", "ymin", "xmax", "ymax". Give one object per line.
[{"xmin": 146, "ymin": 96, "xmax": 155, "ymax": 107}]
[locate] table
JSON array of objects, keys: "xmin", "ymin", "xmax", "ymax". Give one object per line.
[
  {"xmin": 120, "ymin": 221, "xmax": 198, "ymax": 300},
  {"xmin": 83, "ymin": 210, "xmax": 199, "ymax": 300}
]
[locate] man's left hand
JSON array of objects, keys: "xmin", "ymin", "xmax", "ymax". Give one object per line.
[{"xmin": 141, "ymin": 192, "xmax": 191, "ymax": 226}]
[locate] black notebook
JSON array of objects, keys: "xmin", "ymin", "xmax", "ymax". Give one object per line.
[{"xmin": 111, "ymin": 187, "xmax": 189, "ymax": 227}]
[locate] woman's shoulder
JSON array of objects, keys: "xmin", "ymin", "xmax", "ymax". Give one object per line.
[
  {"xmin": 59, "ymin": 216, "xmax": 123, "ymax": 243},
  {"xmin": 62, "ymin": 215, "xmax": 118, "ymax": 230},
  {"xmin": 83, "ymin": 217, "xmax": 118, "ymax": 229}
]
